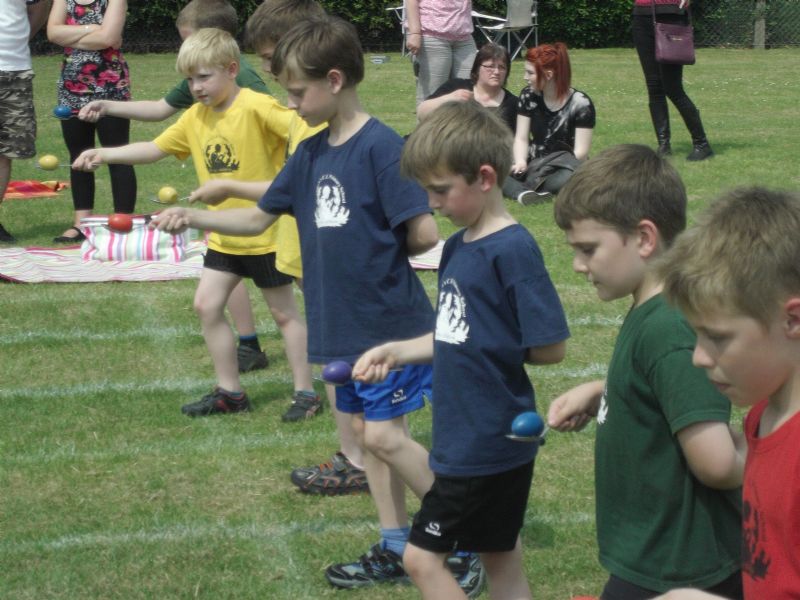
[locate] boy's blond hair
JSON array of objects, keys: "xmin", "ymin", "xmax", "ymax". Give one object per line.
[
  {"xmin": 176, "ymin": 28, "xmax": 240, "ymax": 76},
  {"xmin": 401, "ymin": 101, "xmax": 512, "ymax": 185},
  {"xmin": 175, "ymin": 0, "xmax": 238, "ymax": 36},
  {"xmin": 271, "ymin": 15, "xmax": 363, "ymax": 87},
  {"xmin": 661, "ymin": 187, "xmax": 800, "ymax": 327},
  {"xmin": 554, "ymin": 144, "xmax": 686, "ymax": 246},
  {"xmin": 244, "ymin": 0, "xmax": 326, "ymax": 51}
]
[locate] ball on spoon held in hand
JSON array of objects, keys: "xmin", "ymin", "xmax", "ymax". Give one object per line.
[
  {"xmin": 53, "ymin": 105, "xmax": 73, "ymax": 119},
  {"xmin": 322, "ymin": 360, "xmax": 353, "ymax": 385},
  {"xmin": 107, "ymin": 213, "xmax": 133, "ymax": 234},
  {"xmin": 157, "ymin": 186, "xmax": 179, "ymax": 204},
  {"xmin": 511, "ymin": 411, "xmax": 545, "ymax": 438},
  {"xmin": 38, "ymin": 154, "xmax": 60, "ymax": 170}
]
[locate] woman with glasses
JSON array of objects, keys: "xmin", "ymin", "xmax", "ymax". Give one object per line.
[
  {"xmin": 504, "ymin": 42, "xmax": 595, "ymax": 205},
  {"xmin": 417, "ymin": 43, "xmax": 517, "ymax": 133}
]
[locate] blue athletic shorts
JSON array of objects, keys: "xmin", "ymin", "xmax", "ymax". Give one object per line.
[{"xmin": 335, "ymin": 364, "xmax": 432, "ymax": 421}]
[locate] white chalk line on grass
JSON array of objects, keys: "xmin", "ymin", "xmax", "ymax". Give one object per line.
[
  {"xmin": 7, "ymin": 428, "xmax": 331, "ymax": 465},
  {"xmin": 0, "ymin": 511, "xmax": 593, "ymax": 555},
  {"xmin": 2, "ymin": 362, "xmax": 605, "ymax": 404},
  {"xmin": 3, "ymin": 314, "xmax": 618, "ymax": 348}
]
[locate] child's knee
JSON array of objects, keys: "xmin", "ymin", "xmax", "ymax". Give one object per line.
[
  {"xmin": 363, "ymin": 421, "xmax": 405, "ymax": 457},
  {"xmin": 193, "ymin": 293, "xmax": 223, "ymax": 322},
  {"xmin": 402, "ymin": 544, "xmax": 441, "ymax": 581}
]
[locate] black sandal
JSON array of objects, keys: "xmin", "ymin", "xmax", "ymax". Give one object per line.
[{"xmin": 53, "ymin": 226, "xmax": 86, "ymax": 244}]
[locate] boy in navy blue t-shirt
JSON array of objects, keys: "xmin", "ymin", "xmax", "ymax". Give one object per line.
[
  {"xmin": 153, "ymin": 15, "xmax": 485, "ymax": 595},
  {"xmin": 353, "ymin": 101, "xmax": 569, "ymax": 599}
]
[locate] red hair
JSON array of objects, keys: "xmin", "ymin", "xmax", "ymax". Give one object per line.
[{"xmin": 526, "ymin": 42, "xmax": 571, "ymax": 100}]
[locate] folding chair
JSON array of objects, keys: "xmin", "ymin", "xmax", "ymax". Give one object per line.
[
  {"xmin": 472, "ymin": 0, "xmax": 538, "ymax": 61},
  {"xmin": 385, "ymin": 4, "xmax": 408, "ymax": 57}
]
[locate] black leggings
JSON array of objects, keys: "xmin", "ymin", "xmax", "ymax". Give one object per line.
[
  {"xmin": 60, "ymin": 115, "xmax": 137, "ymax": 213},
  {"xmin": 631, "ymin": 13, "xmax": 706, "ymax": 142}
]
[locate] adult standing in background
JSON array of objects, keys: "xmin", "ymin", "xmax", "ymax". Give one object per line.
[
  {"xmin": 0, "ymin": 0, "xmax": 51, "ymax": 243},
  {"xmin": 405, "ymin": 0, "xmax": 477, "ymax": 107},
  {"xmin": 48, "ymin": 0, "xmax": 136, "ymax": 243},
  {"xmin": 632, "ymin": 0, "xmax": 713, "ymax": 160}
]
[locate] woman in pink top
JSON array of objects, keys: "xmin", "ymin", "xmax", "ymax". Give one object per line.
[{"xmin": 405, "ymin": 0, "xmax": 477, "ymax": 107}]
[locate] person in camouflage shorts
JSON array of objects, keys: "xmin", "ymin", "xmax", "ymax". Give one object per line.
[{"xmin": 0, "ymin": 0, "xmax": 50, "ymax": 243}]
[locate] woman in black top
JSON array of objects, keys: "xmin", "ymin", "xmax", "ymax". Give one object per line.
[{"xmin": 417, "ymin": 43, "xmax": 517, "ymax": 133}]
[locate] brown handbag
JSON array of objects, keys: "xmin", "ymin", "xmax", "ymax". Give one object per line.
[{"xmin": 651, "ymin": 0, "xmax": 696, "ymax": 65}]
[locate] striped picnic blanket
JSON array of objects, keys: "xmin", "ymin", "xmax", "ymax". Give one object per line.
[
  {"xmin": 0, "ymin": 239, "xmax": 443, "ymax": 284},
  {"xmin": 0, "ymin": 241, "xmax": 205, "ymax": 283}
]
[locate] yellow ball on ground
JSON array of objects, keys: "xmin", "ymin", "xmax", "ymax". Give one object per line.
[
  {"xmin": 157, "ymin": 186, "xmax": 178, "ymax": 204},
  {"xmin": 38, "ymin": 154, "xmax": 60, "ymax": 170}
]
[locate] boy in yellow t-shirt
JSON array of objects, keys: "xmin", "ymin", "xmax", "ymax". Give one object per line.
[{"xmin": 72, "ymin": 28, "xmax": 316, "ymax": 417}]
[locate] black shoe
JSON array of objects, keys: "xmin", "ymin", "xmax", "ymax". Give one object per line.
[
  {"xmin": 657, "ymin": 140, "xmax": 672, "ymax": 157},
  {"xmin": 290, "ymin": 451, "xmax": 369, "ymax": 495},
  {"xmin": 181, "ymin": 387, "xmax": 251, "ymax": 417},
  {"xmin": 281, "ymin": 391, "xmax": 323, "ymax": 422},
  {"xmin": 325, "ymin": 544, "xmax": 409, "ymax": 588},
  {"xmin": 0, "ymin": 223, "xmax": 16, "ymax": 243},
  {"xmin": 687, "ymin": 142, "xmax": 714, "ymax": 161},
  {"xmin": 447, "ymin": 552, "xmax": 487, "ymax": 598},
  {"xmin": 237, "ymin": 344, "xmax": 268, "ymax": 373},
  {"xmin": 53, "ymin": 226, "xmax": 86, "ymax": 244}
]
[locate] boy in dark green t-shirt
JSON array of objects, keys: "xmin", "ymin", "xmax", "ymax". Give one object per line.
[{"xmin": 548, "ymin": 145, "xmax": 744, "ymax": 599}]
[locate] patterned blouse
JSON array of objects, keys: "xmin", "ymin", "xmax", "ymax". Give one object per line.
[{"xmin": 57, "ymin": 0, "xmax": 130, "ymax": 108}]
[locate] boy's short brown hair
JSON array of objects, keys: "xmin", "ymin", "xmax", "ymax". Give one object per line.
[
  {"xmin": 271, "ymin": 15, "xmax": 364, "ymax": 87},
  {"xmin": 401, "ymin": 101, "xmax": 512, "ymax": 185},
  {"xmin": 175, "ymin": 28, "xmax": 240, "ymax": 76},
  {"xmin": 554, "ymin": 144, "xmax": 687, "ymax": 246},
  {"xmin": 176, "ymin": 0, "xmax": 238, "ymax": 36},
  {"xmin": 661, "ymin": 187, "xmax": 800, "ymax": 327},
  {"xmin": 244, "ymin": 0, "xmax": 326, "ymax": 51}
]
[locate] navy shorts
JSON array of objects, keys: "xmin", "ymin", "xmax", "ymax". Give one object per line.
[
  {"xmin": 409, "ymin": 460, "xmax": 535, "ymax": 554},
  {"xmin": 203, "ymin": 248, "xmax": 293, "ymax": 289},
  {"xmin": 335, "ymin": 364, "xmax": 431, "ymax": 421}
]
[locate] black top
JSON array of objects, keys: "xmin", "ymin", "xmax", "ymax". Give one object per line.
[{"xmin": 428, "ymin": 78, "xmax": 518, "ymax": 133}]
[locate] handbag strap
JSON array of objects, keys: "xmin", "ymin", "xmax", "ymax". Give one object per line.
[{"xmin": 651, "ymin": 0, "xmax": 692, "ymax": 25}]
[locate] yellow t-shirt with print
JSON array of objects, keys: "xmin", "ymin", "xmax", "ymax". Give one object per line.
[
  {"xmin": 153, "ymin": 87, "xmax": 292, "ymax": 255},
  {"xmin": 273, "ymin": 113, "xmax": 326, "ymax": 278}
]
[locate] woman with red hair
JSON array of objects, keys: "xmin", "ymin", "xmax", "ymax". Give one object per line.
[{"xmin": 504, "ymin": 42, "xmax": 595, "ymax": 205}]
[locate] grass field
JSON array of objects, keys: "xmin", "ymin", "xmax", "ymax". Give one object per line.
[{"xmin": 2, "ymin": 48, "xmax": 799, "ymax": 599}]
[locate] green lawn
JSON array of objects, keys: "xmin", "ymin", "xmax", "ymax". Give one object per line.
[{"xmin": 1, "ymin": 48, "xmax": 798, "ymax": 599}]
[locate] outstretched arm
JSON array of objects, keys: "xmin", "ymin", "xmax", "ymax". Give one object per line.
[
  {"xmin": 676, "ymin": 421, "xmax": 744, "ymax": 489},
  {"xmin": 79, "ymin": 99, "xmax": 179, "ymax": 123},
  {"xmin": 352, "ymin": 333, "xmax": 434, "ymax": 383},
  {"xmin": 72, "ymin": 141, "xmax": 167, "ymax": 171},
  {"xmin": 547, "ymin": 379, "xmax": 604, "ymax": 432},
  {"xmin": 153, "ymin": 206, "xmax": 277, "ymax": 238},
  {"xmin": 189, "ymin": 179, "xmax": 271, "ymax": 206}
]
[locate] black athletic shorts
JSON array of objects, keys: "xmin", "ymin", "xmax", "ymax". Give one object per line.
[
  {"xmin": 203, "ymin": 248, "xmax": 293, "ymax": 289},
  {"xmin": 601, "ymin": 571, "xmax": 744, "ymax": 600},
  {"xmin": 409, "ymin": 460, "xmax": 535, "ymax": 554}
]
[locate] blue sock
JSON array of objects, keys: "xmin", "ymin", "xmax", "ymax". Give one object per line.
[
  {"xmin": 238, "ymin": 334, "xmax": 260, "ymax": 351},
  {"xmin": 380, "ymin": 527, "xmax": 410, "ymax": 557}
]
